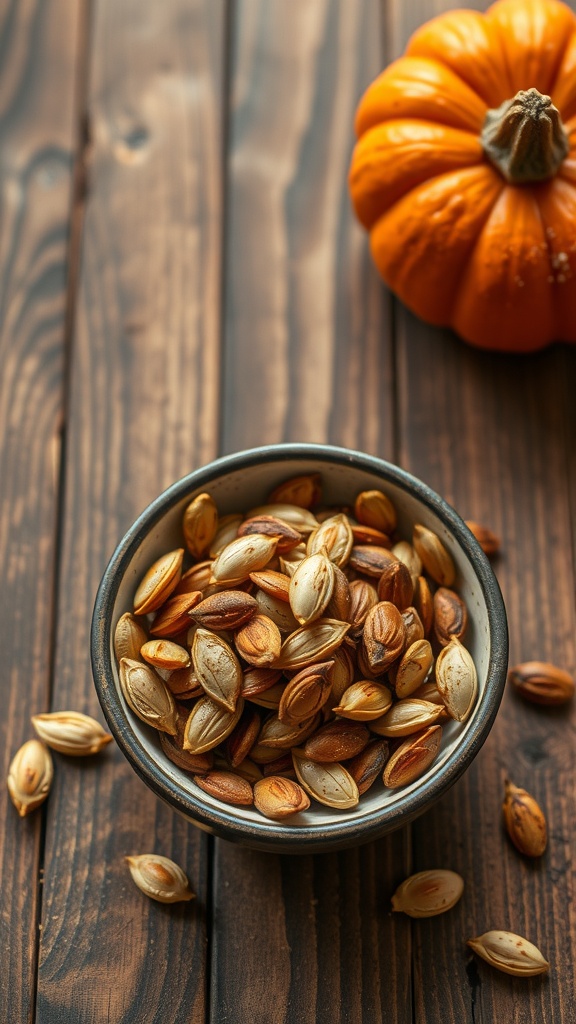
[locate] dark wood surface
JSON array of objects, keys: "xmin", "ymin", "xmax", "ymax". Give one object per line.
[{"xmin": 1, "ymin": 0, "xmax": 575, "ymax": 1021}]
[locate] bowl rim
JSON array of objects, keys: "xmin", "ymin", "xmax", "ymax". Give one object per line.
[{"xmin": 91, "ymin": 443, "xmax": 508, "ymax": 852}]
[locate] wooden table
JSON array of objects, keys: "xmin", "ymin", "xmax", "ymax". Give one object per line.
[{"xmin": 2, "ymin": 0, "xmax": 575, "ymax": 1020}]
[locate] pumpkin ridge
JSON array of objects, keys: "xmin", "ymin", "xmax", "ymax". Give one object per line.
[
  {"xmin": 439, "ymin": 181, "xmax": 509, "ymax": 326},
  {"xmin": 406, "ymin": 9, "xmax": 514, "ymax": 108},
  {"xmin": 453, "ymin": 187, "xmax": 555, "ymax": 350},
  {"xmin": 369, "ymin": 165, "xmax": 504, "ymax": 327},
  {"xmin": 349, "ymin": 119, "xmax": 483, "ymax": 230},
  {"xmin": 485, "ymin": 0, "xmax": 576, "ymax": 98},
  {"xmin": 550, "ymin": 28, "xmax": 576, "ymax": 119},
  {"xmin": 546, "ymin": 24, "xmax": 576, "ymax": 101},
  {"xmin": 354, "ymin": 56, "xmax": 488, "ymax": 138},
  {"xmin": 524, "ymin": 183, "xmax": 574, "ymax": 342}
]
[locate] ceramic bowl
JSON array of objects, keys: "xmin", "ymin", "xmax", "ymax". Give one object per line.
[{"xmin": 91, "ymin": 444, "xmax": 508, "ymax": 853}]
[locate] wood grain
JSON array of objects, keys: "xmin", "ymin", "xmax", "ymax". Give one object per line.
[
  {"xmin": 221, "ymin": 0, "xmax": 393, "ymax": 454},
  {"xmin": 0, "ymin": 1, "xmax": 83, "ymax": 1020},
  {"xmin": 3, "ymin": 0, "xmax": 575, "ymax": 1019},
  {"xmin": 35, "ymin": 1, "xmax": 225, "ymax": 1020},
  {"xmin": 388, "ymin": 2, "xmax": 576, "ymax": 1020},
  {"xmin": 212, "ymin": 840, "xmax": 412, "ymax": 1024},
  {"xmin": 398, "ymin": 332, "xmax": 576, "ymax": 1024}
]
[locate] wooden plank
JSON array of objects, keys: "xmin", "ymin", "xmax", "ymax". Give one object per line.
[
  {"xmin": 398, "ymin": 334, "xmax": 576, "ymax": 1024},
  {"xmin": 214, "ymin": 3, "xmax": 408, "ymax": 1022},
  {"xmin": 211, "ymin": 841, "xmax": 411, "ymax": 1024},
  {"xmin": 221, "ymin": 0, "xmax": 393, "ymax": 454},
  {"xmin": 0, "ymin": 1, "xmax": 83, "ymax": 1021},
  {"xmin": 386, "ymin": 1, "xmax": 576, "ymax": 1019},
  {"xmin": 35, "ymin": 1, "xmax": 225, "ymax": 1021}
]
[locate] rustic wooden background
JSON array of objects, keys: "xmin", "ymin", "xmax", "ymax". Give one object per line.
[{"xmin": 1, "ymin": 0, "xmax": 575, "ymax": 1021}]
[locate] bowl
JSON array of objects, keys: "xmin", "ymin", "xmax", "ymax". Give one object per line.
[{"xmin": 91, "ymin": 443, "xmax": 508, "ymax": 853}]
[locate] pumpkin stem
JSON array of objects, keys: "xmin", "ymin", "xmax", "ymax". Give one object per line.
[{"xmin": 481, "ymin": 88, "xmax": 569, "ymax": 184}]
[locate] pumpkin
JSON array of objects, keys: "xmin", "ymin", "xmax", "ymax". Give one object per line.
[{"xmin": 348, "ymin": 0, "xmax": 576, "ymax": 352}]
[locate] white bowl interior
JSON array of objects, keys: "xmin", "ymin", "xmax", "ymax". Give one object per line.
[{"xmin": 110, "ymin": 457, "xmax": 492, "ymax": 831}]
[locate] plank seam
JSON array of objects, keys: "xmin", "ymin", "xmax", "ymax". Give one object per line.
[
  {"xmin": 32, "ymin": 1, "xmax": 94, "ymax": 1020},
  {"xmin": 215, "ymin": 0, "xmax": 237, "ymax": 464},
  {"xmin": 208, "ymin": 2, "xmax": 236, "ymax": 1021}
]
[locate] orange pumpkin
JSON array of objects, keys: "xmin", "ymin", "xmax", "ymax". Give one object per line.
[{"xmin": 349, "ymin": 0, "xmax": 576, "ymax": 352}]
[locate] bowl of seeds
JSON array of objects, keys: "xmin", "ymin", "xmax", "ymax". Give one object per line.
[{"xmin": 91, "ymin": 444, "xmax": 508, "ymax": 853}]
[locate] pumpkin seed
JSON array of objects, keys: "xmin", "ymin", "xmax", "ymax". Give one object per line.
[
  {"xmin": 183, "ymin": 696, "xmax": 244, "ymax": 754},
  {"xmin": 467, "ymin": 931, "xmax": 549, "ymax": 977},
  {"xmin": 140, "ymin": 640, "xmax": 191, "ymax": 671},
  {"xmin": 433, "ymin": 587, "xmax": 468, "ymax": 647},
  {"xmin": 278, "ymin": 661, "xmax": 334, "ymax": 725},
  {"xmin": 7, "ymin": 739, "xmax": 53, "ymax": 817},
  {"xmin": 190, "ymin": 590, "xmax": 258, "ymax": 631},
  {"xmin": 412, "ymin": 575, "xmax": 434, "ymax": 635},
  {"xmin": 194, "ymin": 770, "xmax": 254, "ymax": 807},
  {"xmin": 393, "ymin": 639, "xmax": 434, "ymax": 698},
  {"xmin": 382, "ymin": 725, "xmax": 442, "ymax": 788},
  {"xmin": 354, "ymin": 489, "xmax": 397, "ymax": 534},
  {"xmin": 303, "ymin": 719, "xmax": 370, "ymax": 762},
  {"xmin": 192, "ymin": 629, "xmax": 242, "ymax": 711},
  {"xmin": 211, "ymin": 533, "xmax": 279, "ymax": 584},
  {"xmin": 225, "ymin": 707, "xmax": 262, "ymax": 767},
  {"xmin": 435, "ymin": 637, "xmax": 477, "ymax": 722},
  {"xmin": 333, "ymin": 681, "xmax": 393, "ymax": 721},
  {"xmin": 465, "ymin": 520, "xmax": 500, "ymax": 556},
  {"xmin": 274, "ymin": 619, "xmax": 350, "ymax": 670},
  {"xmin": 114, "ymin": 612, "xmax": 149, "ymax": 662},
  {"xmin": 241, "ymin": 667, "xmax": 282, "ymax": 698},
  {"xmin": 119, "ymin": 658, "xmax": 178, "ymax": 735},
  {"xmin": 174, "ymin": 560, "xmax": 215, "ymax": 596},
  {"xmin": 508, "ymin": 661, "xmax": 575, "ymax": 705},
  {"xmin": 159, "ymin": 707, "xmax": 214, "ymax": 773},
  {"xmin": 292, "ymin": 750, "xmax": 359, "ymax": 809},
  {"xmin": 30, "ymin": 712, "xmax": 113, "ymax": 756},
  {"xmin": 502, "ymin": 779, "xmax": 547, "ymax": 857},
  {"xmin": 391, "ymin": 541, "xmax": 422, "ymax": 585},
  {"xmin": 392, "ymin": 869, "xmax": 464, "ymax": 918},
  {"xmin": 348, "ymin": 544, "xmax": 396, "ymax": 577},
  {"xmin": 347, "ymin": 739, "xmax": 389, "ymax": 795},
  {"xmin": 347, "ymin": 579, "xmax": 379, "ymax": 636},
  {"xmin": 149, "ymin": 591, "xmax": 202, "ymax": 637},
  {"xmin": 133, "ymin": 548, "xmax": 184, "ymax": 616},
  {"xmin": 253, "ymin": 776, "xmax": 310, "ymax": 819},
  {"xmin": 362, "ymin": 601, "xmax": 405, "ymax": 673},
  {"xmin": 401, "ymin": 606, "xmax": 425, "ymax": 648},
  {"xmin": 125, "ymin": 854, "xmax": 194, "ymax": 904},
  {"xmin": 329, "ymin": 645, "xmax": 356, "ymax": 703},
  {"xmin": 369, "ymin": 698, "xmax": 444, "ymax": 737},
  {"xmin": 242, "ymin": 681, "xmax": 286, "ymax": 711},
  {"xmin": 248, "ymin": 503, "xmax": 319, "ymax": 534},
  {"xmin": 165, "ymin": 666, "xmax": 204, "ymax": 699},
  {"xmin": 268, "ymin": 473, "xmax": 322, "ymax": 509},
  {"xmin": 326, "ymin": 564, "xmax": 351, "ymax": 621},
  {"xmin": 249, "ymin": 569, "xmax": 291, "ymax": 602},
  {"xmin": 235, "ymin": 613, "xmax": 282, "ymax": 667},
  {"xmin": 182, "ymin": 493, "xmax": 219, "ymax": 559},
  {"xmin": 307, "ymin": 513, "xmax": 353, "ymax": 567},
  {"xmin": 257, "ymin": 712, "xmax": 320, "ymax": 750},
  {"xmin": 377, "ymin": 560, "xmax": 413, "ymax": 610},
  {"xmin": 412, "ymin": 524, "xmax": 455, "ymax": 586},
  {"xmin": 289, "ymin": 552, "xmax": 335, "ymax": 624}
]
